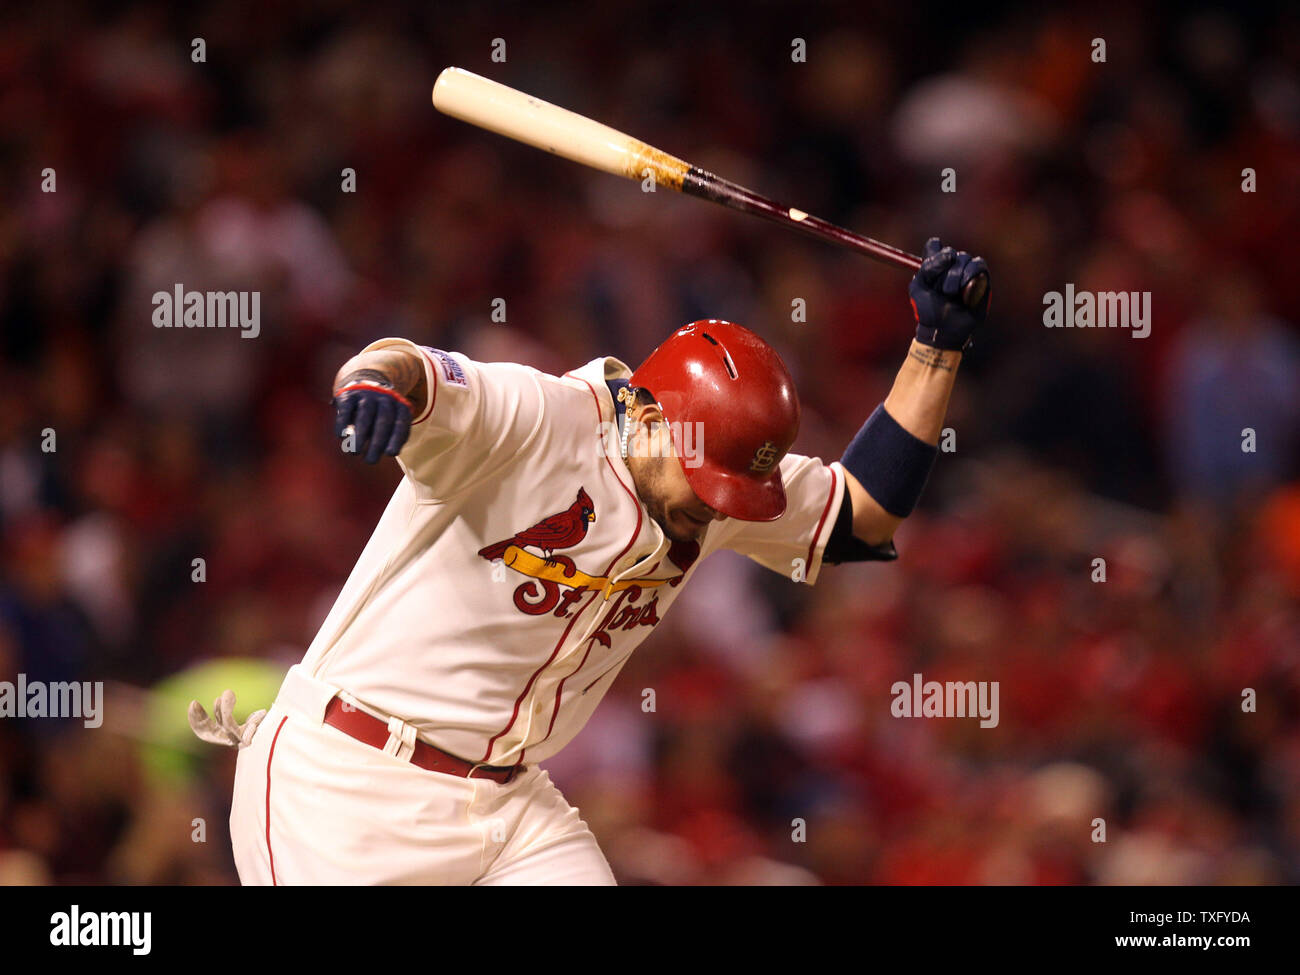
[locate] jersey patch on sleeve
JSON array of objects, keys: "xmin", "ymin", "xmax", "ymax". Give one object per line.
[{"xmin": 422, "ymin": 347, "xmax": 468, "ymax": 387}]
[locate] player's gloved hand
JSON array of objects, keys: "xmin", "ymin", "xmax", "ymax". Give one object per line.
[
  {"xmin": 333, "ymin": 378, "xmax": 413, "ymax": 463},
  {"xmin": 187, "ymin": 689, "xmax": 267, "ymax": 749},
  {"xmin": 909, "ymin": 236, "xmax": 991, "ymax": 351}
]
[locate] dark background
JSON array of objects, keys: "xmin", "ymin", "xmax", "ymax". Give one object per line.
[{"xmin": 1, "ymin": 0, "xmax": 1298, "ymax": 883}]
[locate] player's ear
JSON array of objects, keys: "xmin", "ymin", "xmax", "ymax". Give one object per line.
[{"xmin": 633, "ymin": 402, "xmax": 665, "ymax": 425}]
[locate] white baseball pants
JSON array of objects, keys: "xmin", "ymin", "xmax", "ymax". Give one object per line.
[{"xmin": 229, "ymin": 665, "xmax": 615, "ymax": 885}]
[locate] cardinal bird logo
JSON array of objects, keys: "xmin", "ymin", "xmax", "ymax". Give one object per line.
[{"xmin": 477, "ymin": 487, "xmax": 596, "ymax": 563}]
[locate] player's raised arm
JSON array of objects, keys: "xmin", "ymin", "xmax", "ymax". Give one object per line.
[
  {"xmin": 841, "ymin": 237, "xmax": 991, "ymax": 546},
  {"xmin": 331, "ymin": 347, "xmax": 429, "ymax": 464}
]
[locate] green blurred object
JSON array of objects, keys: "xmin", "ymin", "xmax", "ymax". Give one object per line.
[{"xmin": 142, "ymin": 658, "xmax": 285, "ymax": 790}]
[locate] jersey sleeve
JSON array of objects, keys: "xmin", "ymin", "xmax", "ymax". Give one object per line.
[
  {"xmin": 358, "ymin": 338, "xmax": 545, "ymax": 500},
  {"xmin": 715, "ymin": 453, "xmax": 847, "ymax": 586}
]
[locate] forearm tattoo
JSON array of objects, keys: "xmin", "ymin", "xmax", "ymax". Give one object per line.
[
  {"xmin": 335, "ymin": 352, "xmax": 423, "ymax": 397},
  {"xmin": 375, "ymin": 352, "xmax": 424, "ymax": 397},
  {"xmin": 908, "ymin": 344, "xmax": 959, "ymax": 373},
  {"xmin": 336, "ymin": 368, "xmax": 395, "ymax": 390}
]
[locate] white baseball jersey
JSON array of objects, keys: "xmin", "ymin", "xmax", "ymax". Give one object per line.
[{"xmin": 298, "ymin": 337, "xmax": 847, "ymax": 767}]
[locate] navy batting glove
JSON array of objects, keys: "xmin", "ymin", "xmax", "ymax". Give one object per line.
[
  {"xmin": 333, "ymin": 381, "xmax": 413, "ymax": 464},
  {"xmin": 909, "ymin": 237, "xmax": 991, "ymax": 351}
]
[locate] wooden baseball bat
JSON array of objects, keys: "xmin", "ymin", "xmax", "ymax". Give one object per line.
[{"xmin": 431, "ymin": 67, "xmax": 988, "ymax": 310}]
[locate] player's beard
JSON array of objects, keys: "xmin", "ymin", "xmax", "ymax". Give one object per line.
[
  {"xmin": 635, "ymin": 458, "xmax": 707, "ymax": 544},
  {"xmin": 651, "ymin": 500, "xmax": 702, "ymax": 543}
]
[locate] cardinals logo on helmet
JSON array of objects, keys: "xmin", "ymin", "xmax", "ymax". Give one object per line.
[{"xmin": 749, "ymin": 440, "xmax": 778, "ymax": 474}]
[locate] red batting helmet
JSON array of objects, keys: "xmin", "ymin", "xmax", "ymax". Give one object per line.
[{"xmin": 628, "ymin": 320, "xmax": 800, "ymax": 521}]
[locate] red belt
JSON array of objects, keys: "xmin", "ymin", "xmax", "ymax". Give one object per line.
[{"xmin": 323, "ymin": 696, "xmax": 525, "ymax": 784}]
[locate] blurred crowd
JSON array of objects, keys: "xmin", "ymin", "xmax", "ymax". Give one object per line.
[{"xmin": 1, "ymin": 0, "xmax": 1298, "ymax": 884}]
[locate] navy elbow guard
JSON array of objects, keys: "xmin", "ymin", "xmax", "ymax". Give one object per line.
[{"xmin": 840, "ymin": 405, "xmax": 939, "ymax": 518}]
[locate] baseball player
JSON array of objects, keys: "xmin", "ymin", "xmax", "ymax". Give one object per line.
[{"xmin": 190, "ymin": 237, "xmax": 989, "ymax": 884}]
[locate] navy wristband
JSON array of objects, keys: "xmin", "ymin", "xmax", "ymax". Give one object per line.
[{"xmin": 840, "ymin": 404, "xmax": 938, "ymax": 518}]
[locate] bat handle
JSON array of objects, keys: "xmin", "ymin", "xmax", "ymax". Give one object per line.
[{"xmin": 962, "ymin": 272, "xmax": 989, "ymax": 311}]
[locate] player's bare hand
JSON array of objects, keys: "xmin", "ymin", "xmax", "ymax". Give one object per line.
[
  {"xmin": 188, "ymin": 689, "xmax": 267, "ymax": 749},
  {"xmin": 909, "ymin": 237, "xmax": 991, "ymax": 351},
  {"xmin": 333, "ymin": 379, "xmax": 413, "ymax": 463}
]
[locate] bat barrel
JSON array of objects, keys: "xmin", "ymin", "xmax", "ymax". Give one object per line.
[{"xmin": 432, "ymin": 68, "xmax": 690, "ymax": 188}]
